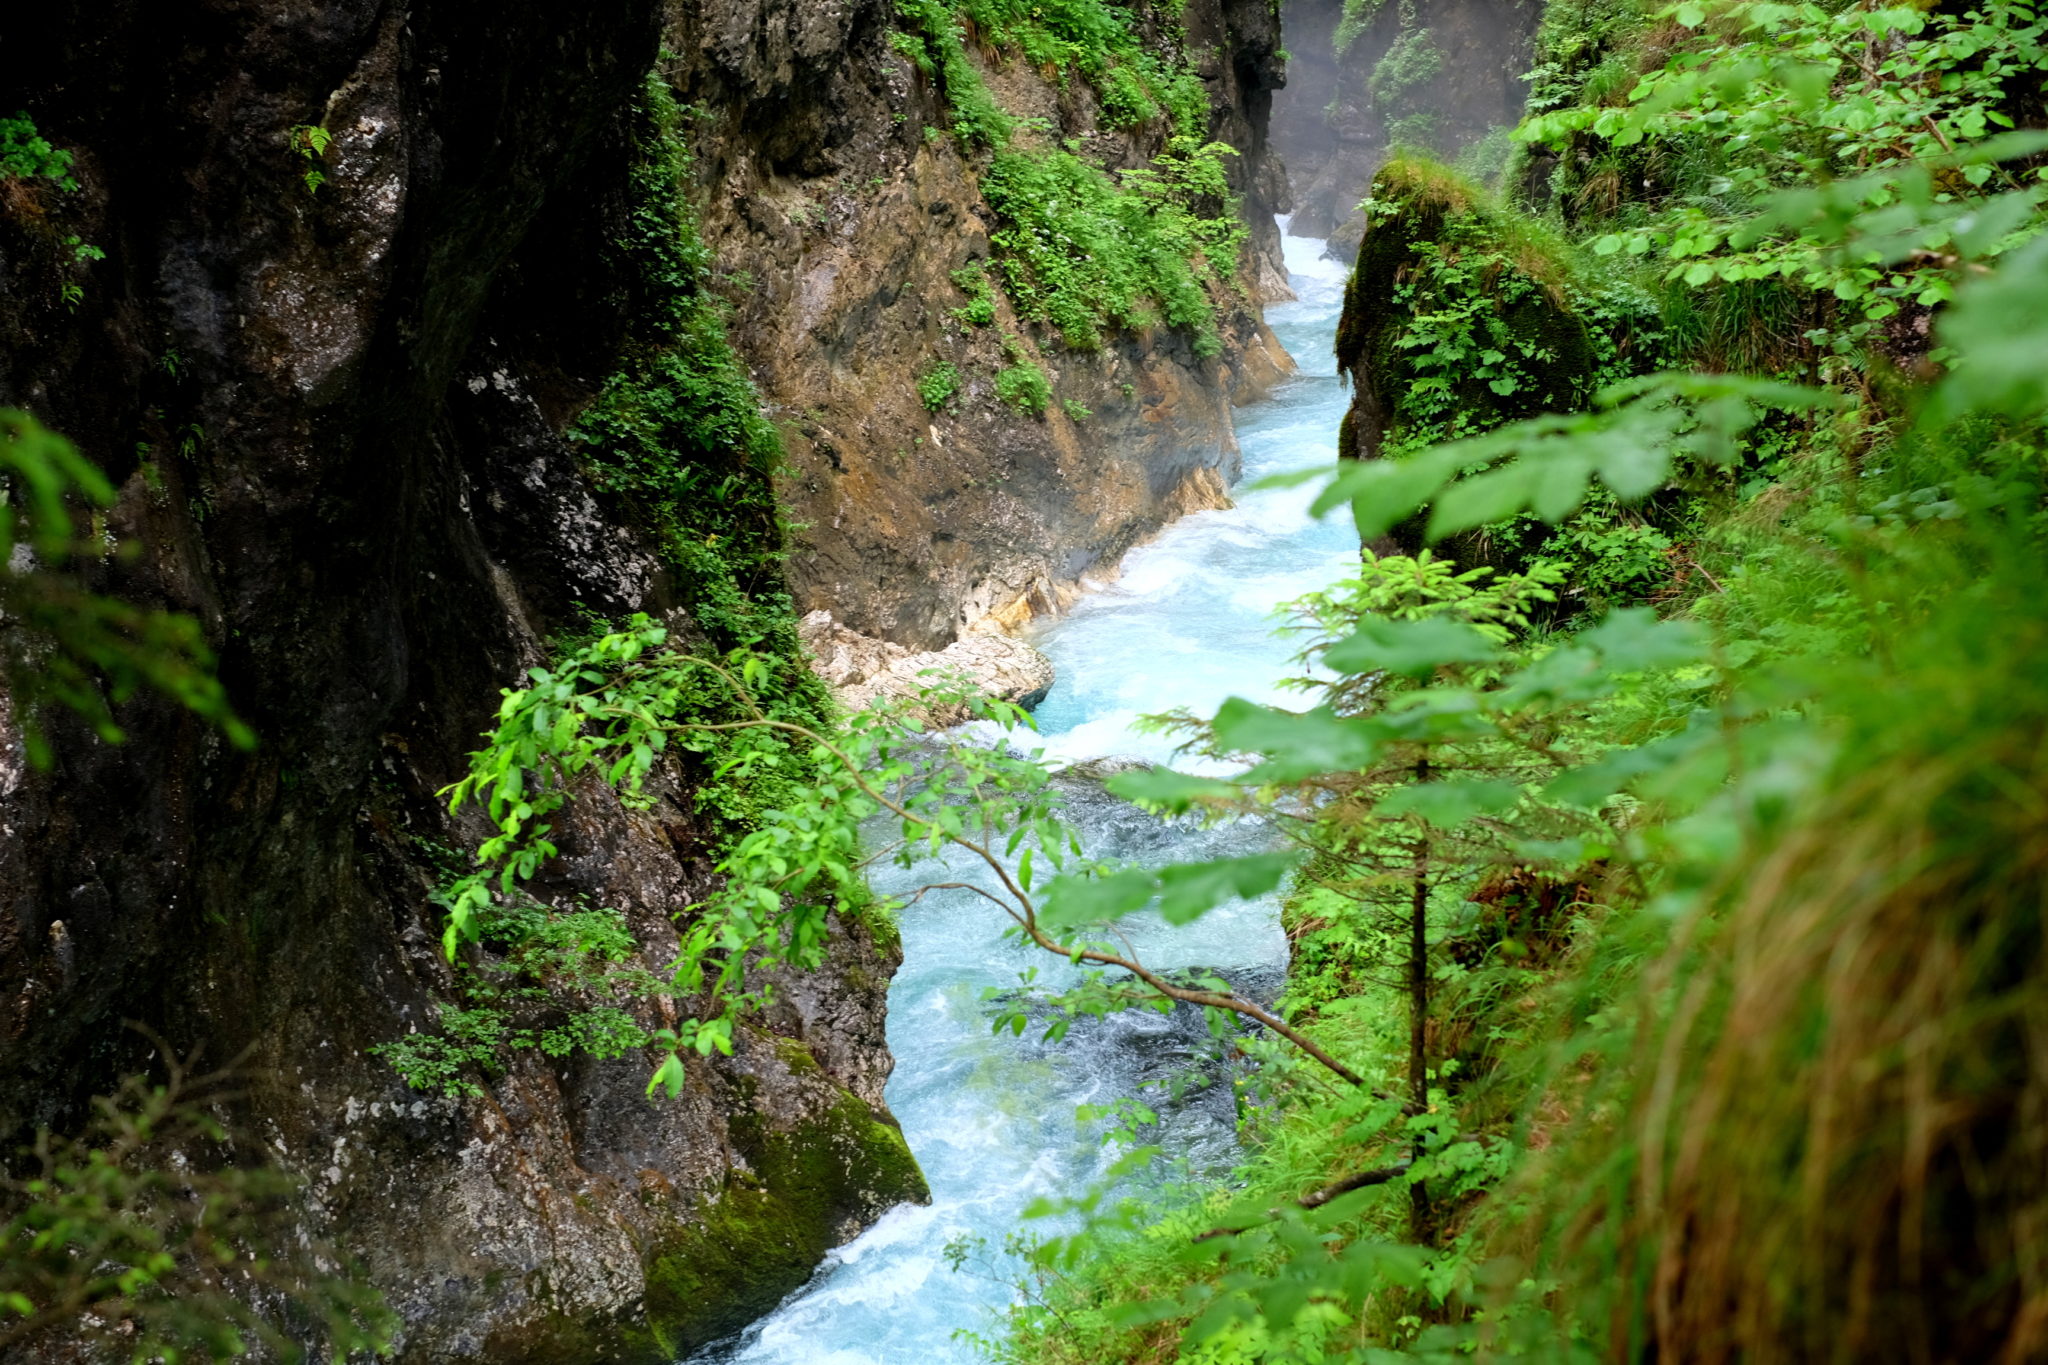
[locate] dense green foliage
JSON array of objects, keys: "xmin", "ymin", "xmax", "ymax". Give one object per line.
[
  {"xmin": 1335, "ymin": 158, "xmax": 1686, "ymax": 609},
  {"xmin": 983, "ymin": 138, "xmax": 1244, "ymax": 356},
  {"xmin": 1331, "ymin": 0, "xmax": 1460, "ymax": 152},
  {"xmin": 1518, "ymin": 0, "xmax": 2048, "ymax": 359},
  {"xmin": 370, "ymin": 878, "xmax": 656, "ymax": 1097},
  {"xmin": 0, "ymin": 113, "xmax": 76, "ymax": 189},
  {"xmin": 1, "ymin": 114, "xmax": 105, "ymax": 307},
  {"xmin": 950, "ymin": 263, "xmax": 1001, "ymax": 326},
  {"xmin": 896, "ymin": 0, "xmax": 1252, "ymax": 360},
  {"xmin": 919, "ymin": 360, "xmax": 965, "ymax": 411},
  {"xmin": 960, "ymin": 3, "xmax": 2048, "ymax": 1362},
  {"xmin": 996, "ymin": 338, "xmax": 1055, "ymax": 415},
  {"xmin": 434, "ymin": 620, "xmax": 871, "ymax": 1067}
]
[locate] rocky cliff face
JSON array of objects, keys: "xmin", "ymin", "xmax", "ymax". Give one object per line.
[
  {"xmin": 1273, "ymin": 0, "xmax": 1539, "ymax": 259},
  {"xmin": 0, "ymin": 4, "xmax": 925, "ymax": 1361},
  {"xmin": 0, "ymin": 0, "xmax": 1297, "ymax": 1357},
  {"xmin": 669, "ymin": 0, "xmax": 1297, "ymax": 653}
]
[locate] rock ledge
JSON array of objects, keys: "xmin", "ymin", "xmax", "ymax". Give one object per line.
[{"xmin": 799, "ymin": 611, "xmax": 1055, "ymax": 728}]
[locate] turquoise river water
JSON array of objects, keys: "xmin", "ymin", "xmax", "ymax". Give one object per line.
[{"xmin": 690, "ymin": 232, "xmax": 1357, "ymax": 1364}]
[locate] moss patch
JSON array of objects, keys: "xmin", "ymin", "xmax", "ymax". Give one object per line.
[{"xmin": 634, "ymin": 1088, "xmax": 928, "ymax": 1357}]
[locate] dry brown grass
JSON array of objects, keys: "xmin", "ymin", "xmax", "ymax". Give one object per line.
[{"xmin": 1494, "ymin": 606, "xmax": 2048, "ymax": 1364}]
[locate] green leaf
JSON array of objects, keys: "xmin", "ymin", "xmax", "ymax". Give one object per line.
[
  {"xmin": 1324, "ymin": 617, "xmax": 1503, "ymax": 678},
  {"xmin": 1578, "ymin": 607, "xmax": 1709, "ymax": 673},
  {"xmin": 1041, "ymin": 867, "xmax": 1158, "ymax": 928},
  {"xmin": 1375, "ymin": 777, "xmax": 1521, "ymax": 829},
  {"xmin": 1930, "ymin": 233, "xmax": 2048, "ymax": 422},
  {"xmin": 1309, "ymin": 445, "xmax": 1468, "ymax": 541},
  {"xmin": 1426, "ymin": 463, "xmax": 1545, "ymax": 539},
  {"xmin": 646, "ymin": 1051, "xmax": 686, "ymax": 1100},
  {"xmin": 1545, "ymin": 728, "xmax": 1713, "ymax": 806},
  {"xmin": 1155, "ymin": 852, "xmax": 1300, "ymax": 925},
  {"xmin": 1105, "ymin": 766, "xmax": 1241, "ymax": 812},
  {"xmin": 1595, "ymin": 438, "xmax": 1672, "ymax": 501},
  {"xmin": 1211, "ymin": 698, "xmax": 1386, "ymax": 779}
]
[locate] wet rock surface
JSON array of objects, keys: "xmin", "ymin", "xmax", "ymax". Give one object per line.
[{"xmin": 0, "ymin": 4, "xmax": 922, "ymax": 1360}]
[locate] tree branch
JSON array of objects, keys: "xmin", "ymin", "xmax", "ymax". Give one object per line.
[{"xmin": 1191, "ymin": 1162, "xmax": 1415, "ymax": 1241}]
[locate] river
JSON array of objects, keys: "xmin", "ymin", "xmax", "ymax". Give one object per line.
[{"xmin": 689, "ymin": 231, "xmax": 1356, "ymax": 1364}]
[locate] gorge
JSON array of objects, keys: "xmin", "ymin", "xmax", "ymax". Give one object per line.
[
  {"xmin": 5, "ymin": 0, "xmax": 2047, "ymax": 1362},
  {"xmin": 0, "ymin": 0, "xmax": 1436, "ymax": 1356}
]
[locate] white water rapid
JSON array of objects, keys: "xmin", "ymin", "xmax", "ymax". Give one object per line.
[{"xmin": 689, "ymin": 231, "xmax": 1356, "ymax": 1364}]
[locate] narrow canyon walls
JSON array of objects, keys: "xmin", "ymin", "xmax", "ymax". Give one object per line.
[
  {"xmin": 1271, "ymin": 0, "xmax": 1540, "ymax": 259},
  {"xmin": 0, "ymin": 0, "xmax": 1301, "ymax": 1357}
]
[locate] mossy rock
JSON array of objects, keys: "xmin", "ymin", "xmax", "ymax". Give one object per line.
[
  {"xmin": 1334, "ymin": 155, "xmax": 1601, "ymax": 567},
  {"xmin": 631, "ymin": 1088, "xmax": 928, "ymax": 1358},
  {"xmin": 1337, "ymin": 156, "xmax": 1596, "ymax": 461},
  {"xmin": 1334, "ymin": 157, "xmax": 1477, "ymax": 390}
]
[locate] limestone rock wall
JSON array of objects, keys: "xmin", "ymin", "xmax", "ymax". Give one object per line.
[
  {"xmin": 0, "ymin": 4, "xmax": 922, "ymax": 1361},
  {"xmin": 668, "ymin": 0, "xmax": 1297, "ymax": 652}
]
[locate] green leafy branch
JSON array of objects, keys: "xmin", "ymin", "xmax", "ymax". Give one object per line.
[
  {"xmin": 0, "ymin": 410, "xmax": 255, "ymax": 766},
  {"xmin": 1307, "ymin": 371, "xmax": 1839, "ymax": 548},
  {"xmin": 439, "ymin": 615, "xmax": 1394, "ymax": 1097}
]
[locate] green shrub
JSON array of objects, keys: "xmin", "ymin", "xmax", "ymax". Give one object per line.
[
  {"xmin": 981, "ymin": 139, "xmax": 1241, "ymax": 356},
  {"xmin": 894, "ymin": 0, "xmax": 1016, "ymax": 146},
  {"xmin": 996, "ymin": 354, "xmax": 1052, "ymax": 415},
  {"xmin": 1367, "ymin": 24, "xmax": 1443, "ymax": 109},
  {"xmin": 949, "ymin": 264, "xmax": 998, "ymax": 326},
  {"xmin": 0, "ymin": 112, "xmax": 75, "ymax": 188},
  {"xmin": 888, "ymin": 29, "xmax": 934, "ymax": 74},
  {"xmin": 1334, "ymin": 0, "xmax": 1390, "ymax": 55},
  {"xmin": 891, "ymin": 1, "xmax": 1239, "ymax": 355},
  {"xmin": 0, "ymin": 1057, "xmax": 396, "ymax": 1360},
  {"xmin": 1096, "ymin": 65, "xmax": 1160, "ymax": 127},
  {"xmin": 372, "ymin": 888, "xmax": 657, "ymax": 1096},
  {"xmin": 917, "ymin": 361, "xmax": 963, "ymax": 410}
]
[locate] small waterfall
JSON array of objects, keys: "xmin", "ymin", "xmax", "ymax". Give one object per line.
[{"xmin": 689, "ymin": 231, "xmax": 1356, "ymax": 1364}]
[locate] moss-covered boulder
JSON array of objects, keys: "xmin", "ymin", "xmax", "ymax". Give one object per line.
[
  {"xmin": 1336, "ymin": 155, "xmax": 1599, "ymax": 467},
  {"xmin": 1333, "ymin": 155, "xmax": 1662, "ymax": 570},
  {"xmin": 632, "ymin": 1072, "xmax": 927, "ymax": 1358}
]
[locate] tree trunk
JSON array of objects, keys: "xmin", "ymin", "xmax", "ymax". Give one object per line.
[{"xmin": 1408, "ymin": 756, "xmax": 1436, "ymax": 1248}]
